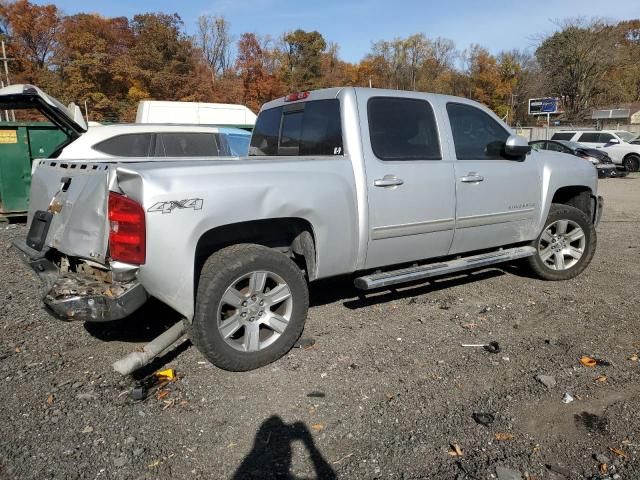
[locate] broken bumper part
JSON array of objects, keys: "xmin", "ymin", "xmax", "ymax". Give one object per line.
[
  {"xmin": 44, "ymin": 273, "xmax": 148, "ymax": 322},
  {"xmin": 12, "ymin": 237, "xmax": 148, "ymax": 322},
  {"xmin": 594, "ymin": 195, "xmax": 604, "ymax": 226}
]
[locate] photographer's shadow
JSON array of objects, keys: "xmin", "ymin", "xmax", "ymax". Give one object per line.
[{"xmin": 233, "ymin": 416, "xmax": 337, "ymax": 480}]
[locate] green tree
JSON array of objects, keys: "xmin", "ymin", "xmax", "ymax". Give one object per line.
[
  {"xmin": 282, "ymin": 29, "xmax": 326, "ymax": 90},
  {"xmin": 128, "ymin": 13, "xmax": 200, "ymax": 103}
]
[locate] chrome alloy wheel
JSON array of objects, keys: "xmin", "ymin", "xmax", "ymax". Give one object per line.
[
  {"xmin": 537, "ymin": 219, "xmax": 586, "ymax": 270},
  {"xmin": 217, "ymin": 271, "xmax": 293, "ymax": 352}
]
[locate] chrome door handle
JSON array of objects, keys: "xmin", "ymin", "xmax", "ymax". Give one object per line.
[
  {"xmin": 374, "ymin": 175, "xmax": 404, "ymax": 187},
  {"xmin": 460, "ymin": 173, "xmax": 484, "ymax": 183}
]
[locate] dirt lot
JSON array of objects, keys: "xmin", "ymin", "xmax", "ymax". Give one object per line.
[{"xmin": 1, "ymin": 175, "xmax": 639, "ymax": 480}]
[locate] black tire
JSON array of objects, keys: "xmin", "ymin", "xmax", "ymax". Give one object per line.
[
  {"xmin": 524, "ymin": 204, "xmax": 596, "ymax": 281},
  {"xmin": 191, "ymin": 244, "xmax": 309, "ymax": 371},
  {"xmin": 623, "ymin": 154, "xmax": 640, "ymax": 172}
]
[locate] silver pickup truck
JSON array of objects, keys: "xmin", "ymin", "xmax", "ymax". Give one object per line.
[{"xmin": 12, "ymin": 87, "xmax": 602, "ymax": 372}]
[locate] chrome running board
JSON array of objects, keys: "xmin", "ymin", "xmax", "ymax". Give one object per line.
[{"xmin": 354, "ymin": 246, "xmax": 535, "ymax": 290}]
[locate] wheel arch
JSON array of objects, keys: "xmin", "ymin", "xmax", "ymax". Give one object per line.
[
  {"xmin": 550, "ymin": 185, "xmax": 595, "ymax": 221},
  {"xmin": 194, "ymin": 218, "xmax": 318, "ymax": 295}
]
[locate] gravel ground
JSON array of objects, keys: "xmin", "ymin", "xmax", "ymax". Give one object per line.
[{"xmin": 1, "ymin": 175, "xmax": 639, "ymax": 480}]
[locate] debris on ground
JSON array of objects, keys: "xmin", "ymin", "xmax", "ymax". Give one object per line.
[
  {"xmin": 154, "ymin": 369, "xmax": 175, "ymax": 381},
  {"xmin": 460, "ymin": 341, "xmax": 501, "ymax": 353},
  {"xmin": 494, "ymin": 432, "xmax": 514, "ymax": 441},
  {"xmin": 562, "ymin": 392, "xmax": 575, "ymax": 404},
  {"xmin": 495, "ymin": 465, "xmax": 523, "ymax": 480},
  {"xmin": 608, "ymin": 447, "xmax": 627, "ymax": 459},
  {"xmin": 580, "ymin": 355, "xmax": 611, "ymax": 368},
  {"xmin": 545, "ymin": 463, "xmax": 572, "ymax": 477},
  {"xmin": 535, "ymin": 374, "xmax": 557, "ymax": 389},
  {"xmin": 294, "ymin": 337, "xmax": 316, "ymax": 349},
  {"xmin": 472, "ymin": 412, "xmax": 495, "ymax": 427},
  {"xmin": 447, "ymin": 444, "xmax": 463, "ymax": 457}
]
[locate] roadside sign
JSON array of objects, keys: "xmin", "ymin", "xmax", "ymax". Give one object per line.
[{"xmin": 528, "ymin": 98, "xmax": 562, "ymax": 115}]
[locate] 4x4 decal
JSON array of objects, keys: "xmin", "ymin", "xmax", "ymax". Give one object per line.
[{"xmin": 147, "ymin": 198, "xmax": 203, "ymax": 214}]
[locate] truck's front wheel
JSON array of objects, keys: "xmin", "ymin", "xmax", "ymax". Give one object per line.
[
  {"xmin": 525, "ymin": 204, "xmax": 596, "ymax": 281},
  {"xmin": 192, "ymin": 244, "xmax": 309, "ymax": 371}
]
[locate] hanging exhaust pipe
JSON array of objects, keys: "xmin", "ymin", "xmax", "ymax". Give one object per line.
[{"xmin": 112, "ymin": 320, "xmax": 187, "ymax": 375}]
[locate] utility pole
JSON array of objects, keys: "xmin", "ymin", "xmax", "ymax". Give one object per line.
[
  {"xmin": 509, "ymin": 94, "xmax": 518, "ymax": 127},
  {"xmin": 0, "ymin": 40, "xmax": 15, "ymax": 121}
]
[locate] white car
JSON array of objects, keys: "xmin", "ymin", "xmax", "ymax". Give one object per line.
[
  {"xmin": 0, "ymin": 84, "xmax": 252, "ymax": 165},
  {"xmin": 550, "ymin": 130, "xmax": 640, "ymax": 171},
  {"xmin": 58, "ymin": 123, "xmax": 251, "ymax": 160},
  {"xmin": 550, "ymin": 130, "xmax": 636, "ymax": 148},
  {"xmin": 599, "ymin": 140, "xmax": 640, "ymax": 172}
]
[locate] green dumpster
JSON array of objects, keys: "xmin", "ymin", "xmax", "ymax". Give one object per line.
[{"xmin": 0, "ymin": 121, "xmax": 67, "ymax": 216}]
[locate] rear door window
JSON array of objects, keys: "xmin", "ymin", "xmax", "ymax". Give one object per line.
[
  {"xmin": 250, "ymin": 99, "xmax": 343, "ymax": 156},
  {"xmin": 154, "ymin": 132, "xmax": 222, "ymax": 157},
  {"xmin": 550, "ymin": 132, "xmax": 575, "ymax": 141},
  {"xmin": 93, "ymin": 133, "xmax": 153, "ymax": 157},
  {"xmin": 368, "ymin": 97, "xmax": 441, "ymax": 161},
  {"xmin": 577, "ymin": 132, "xmax": 601, "ymax": 143},
  {"xmin": 446, "ymin": 103, "xmax": 510, "ymax": 160}
]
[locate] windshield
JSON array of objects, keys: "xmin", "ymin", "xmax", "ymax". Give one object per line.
[{"xmin": 615, "ymin": 131, "xmax": 636, "ymax": 143}]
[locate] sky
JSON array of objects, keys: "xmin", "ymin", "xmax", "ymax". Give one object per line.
[{"xmin": 34, "ymin": 0, "xmax": 640, "ymax": 63}]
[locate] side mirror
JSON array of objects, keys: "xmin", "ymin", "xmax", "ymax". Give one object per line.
[
  {"xmin": 504, "ymin": 134, "xmax": 531, "ymax": 157},
  {"xmin": 607, "ymin": 138, "xmax": 620, "ymax": 145}
]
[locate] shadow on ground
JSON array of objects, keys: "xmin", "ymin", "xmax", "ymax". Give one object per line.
[
  {"xmin": 233, "ymin": 415, "xmax": 337, "ymax": 480},
  {"xmin": 83, "ymin": 297, "xmax": 183, "ymax": 342},
  {"xmin": 310, "ymin": 267, "xmax": 508, "ymax": 309}
]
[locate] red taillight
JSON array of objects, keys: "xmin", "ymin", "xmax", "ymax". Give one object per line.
[
  {"xmin": 108, "ymin": 192, "xmax": 146, "ymax": 265},
  {"xmin": 284, "ymin": 91, "xmax": 309, "ymax": 102}
]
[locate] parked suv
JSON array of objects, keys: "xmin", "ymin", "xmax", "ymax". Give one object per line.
[{"xmin": 550, "ymin": 130, "xmax": 636, "ymax": 148}]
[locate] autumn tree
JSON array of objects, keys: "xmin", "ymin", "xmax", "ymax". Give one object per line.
[
  {"xmin": 128, "ymin": 13, "xmax": 201, "ymax": 105},
  {"xmin": 536, "ymin": 20, "xmax": 619, "ymax": 116},
  {"xmin": 0, "ymin": 0, "xmax": 61, "ymax": 87},
  {"xmin": 54, "ymin": 13, "xmax": 133, "ymax": 120},
  {"xmin": 235, "ymin": 33, "xmax": 283, "ymax": 112}
]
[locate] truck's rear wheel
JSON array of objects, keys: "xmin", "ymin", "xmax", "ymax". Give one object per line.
[
  {"xmin": 525, "ymin": 204, "xmax": 596, "ymax": 281},
  {"xmin": 192, "ymin": 244, "xmax": 309, "ymax": 371}
]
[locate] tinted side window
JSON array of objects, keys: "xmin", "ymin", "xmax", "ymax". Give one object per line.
[
  {"xmin": 578, "ymin": 132, "xmax": 600, "ymax": 143},
  {"xmin": 250, "ymin": 100, "xmax": 343, "ymax": 156},
  {"xmin": 250, "ymin": 106, "xmax": 282, "ymax": 155},
  {"xmin": 155, "ymin": 133, "xmax": 221, "ymax": 157},
  {"xmin": 93, "ymin": 133, "xmax": 153, "ymax": 157},
  {"xmin": 446, "ymin": 103, "xmax": 510, "ymax": 160},
  {"xmin": 551, "ymin": 132, "xmax": 575, "ymax": 141},
  {"xmin": 368, "ymin": 97, "xmax": 441, "ymax": 161},
  {"xmin": 298, "ymin": 100, "xmax": 343, "ymax": 155},
  {"xmin": 599, "ymin": 133, "xmax": 614, "ymax": 143}
]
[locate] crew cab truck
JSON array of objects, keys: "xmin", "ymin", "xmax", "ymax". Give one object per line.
[{"xmin": 13, "ymin": 87, "xmax": 602, "ymax": 372}]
